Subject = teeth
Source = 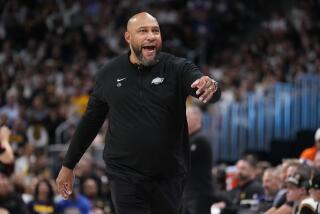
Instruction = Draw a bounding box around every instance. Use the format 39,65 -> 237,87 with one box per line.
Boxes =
143,46 -> 155,49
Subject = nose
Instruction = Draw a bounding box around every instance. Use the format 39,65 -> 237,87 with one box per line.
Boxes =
146,31 -> 156,41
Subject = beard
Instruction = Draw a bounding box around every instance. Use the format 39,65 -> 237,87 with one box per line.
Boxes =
238,174 -> 250,183
131,43 -> 161,66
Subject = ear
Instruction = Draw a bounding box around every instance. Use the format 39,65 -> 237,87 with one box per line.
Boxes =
124,31 -> 130,44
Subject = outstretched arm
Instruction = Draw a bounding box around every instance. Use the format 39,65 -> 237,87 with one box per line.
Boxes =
180,59 -> 221,103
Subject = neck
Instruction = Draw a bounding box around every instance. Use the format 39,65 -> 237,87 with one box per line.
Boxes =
129,51 -> 140,64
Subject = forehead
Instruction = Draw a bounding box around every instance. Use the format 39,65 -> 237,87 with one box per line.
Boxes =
237,160 -> 250,168
128,17 -> 159,30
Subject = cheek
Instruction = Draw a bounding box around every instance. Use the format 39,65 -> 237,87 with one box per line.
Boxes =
286,190 -> 295,200
132,36 -> 143,45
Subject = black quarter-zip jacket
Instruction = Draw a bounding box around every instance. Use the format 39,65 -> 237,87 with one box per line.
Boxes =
63,52 -> 221,179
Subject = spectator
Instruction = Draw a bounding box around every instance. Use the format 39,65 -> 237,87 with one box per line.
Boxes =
266,164 -> 311,214
0,173 -> 29,214
259,167 -> 282,212
28,178 -> 56,214
81,177 -> 113,214
264,159 -> 302,214
298,170 -> 320,213
300,128 -> 320,162
0,89 -> 19,126
211,157 -> 264,213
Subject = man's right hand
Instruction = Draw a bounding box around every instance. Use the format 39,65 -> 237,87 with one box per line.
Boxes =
56,166 -> 75,200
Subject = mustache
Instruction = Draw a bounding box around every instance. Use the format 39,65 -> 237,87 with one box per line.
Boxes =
132,44 -> 161,66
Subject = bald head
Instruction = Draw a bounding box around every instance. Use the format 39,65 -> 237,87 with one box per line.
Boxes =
127,12 -> 158,32
124,12 -> 162,66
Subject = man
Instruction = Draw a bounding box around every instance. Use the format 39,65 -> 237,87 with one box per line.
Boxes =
211,157 -> 264,213
273,169 -> 310,214
182,106 -> 214,214
56,12 -> 221,214
299,170 -> 320,213
259,168 -> 282,212
264,160 -> 302,214
300,128 -> 320,161
263,164 -> 311,214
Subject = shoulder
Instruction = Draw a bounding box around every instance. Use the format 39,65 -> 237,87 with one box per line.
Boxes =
301,146 -> 317,157
300,197 -> 317,211
159,52 -> 192,67
95,54 -> 127,79
302,146 -> 317,152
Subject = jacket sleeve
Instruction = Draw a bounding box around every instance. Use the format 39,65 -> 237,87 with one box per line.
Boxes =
180,60 -> 221,103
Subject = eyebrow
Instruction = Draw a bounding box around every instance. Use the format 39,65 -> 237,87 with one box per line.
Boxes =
137,26 -> 160,30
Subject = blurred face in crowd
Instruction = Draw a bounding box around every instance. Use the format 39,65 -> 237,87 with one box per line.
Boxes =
262,170 -> 281,197
38,180 -> 51,201
125,12 -> 162,66
279,164 -> 299,186
0,174 -> 11,197
286,183 -> 307,202
83,178 -> 98,198
286,165 -> 299,179
236,160 -> 255,186
309,188 -> 320,201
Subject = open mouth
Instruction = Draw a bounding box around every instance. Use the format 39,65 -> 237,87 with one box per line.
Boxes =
142,45 -> 156,53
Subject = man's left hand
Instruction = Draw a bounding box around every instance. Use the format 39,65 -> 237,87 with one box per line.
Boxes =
191,76 -> 218,103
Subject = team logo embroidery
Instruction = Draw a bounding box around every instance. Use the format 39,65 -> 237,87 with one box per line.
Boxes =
151,77 -> 164,85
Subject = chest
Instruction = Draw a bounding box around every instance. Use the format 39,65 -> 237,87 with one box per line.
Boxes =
104,65 -> 178,110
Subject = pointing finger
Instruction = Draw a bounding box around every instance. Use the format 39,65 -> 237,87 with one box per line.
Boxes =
191,79 -> 200,88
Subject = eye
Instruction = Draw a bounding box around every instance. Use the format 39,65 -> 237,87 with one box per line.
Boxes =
153,29 -> 160,34
138,29 -> 148,33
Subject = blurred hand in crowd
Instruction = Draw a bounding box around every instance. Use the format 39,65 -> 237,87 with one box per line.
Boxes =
0,126 -> 14,164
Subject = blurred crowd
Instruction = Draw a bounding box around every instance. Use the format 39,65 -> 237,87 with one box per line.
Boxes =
0,0 -> 320,214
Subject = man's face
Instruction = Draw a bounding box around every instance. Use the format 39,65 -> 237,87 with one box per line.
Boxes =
309,188 -> 320,201
125,14 -> 162,66
286,183 -> 305,202
236,160 -> 254,186
262,171 -> 280,197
